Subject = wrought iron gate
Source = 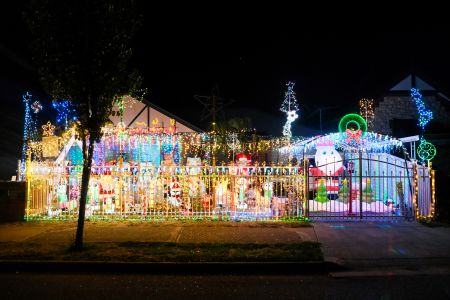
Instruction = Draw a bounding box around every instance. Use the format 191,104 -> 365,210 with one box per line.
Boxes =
306,152 -> 434,221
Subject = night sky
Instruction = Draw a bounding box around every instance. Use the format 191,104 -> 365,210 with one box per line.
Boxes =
1,3 -> 450,179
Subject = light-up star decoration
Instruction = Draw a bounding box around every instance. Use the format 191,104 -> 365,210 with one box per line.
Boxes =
280,81 -> 299,138
42,121 -> 56,136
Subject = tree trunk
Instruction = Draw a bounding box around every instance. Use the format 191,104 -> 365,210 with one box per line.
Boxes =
74,134 -> 95,250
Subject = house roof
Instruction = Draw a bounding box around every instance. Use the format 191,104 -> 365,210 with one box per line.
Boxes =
140,98 -> 203,133
390,74 -> 436,91
55,136 -> 83,164
109,96 -> 204,133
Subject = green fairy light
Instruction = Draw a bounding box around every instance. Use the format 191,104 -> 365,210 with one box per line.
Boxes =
418,139 -> 436,161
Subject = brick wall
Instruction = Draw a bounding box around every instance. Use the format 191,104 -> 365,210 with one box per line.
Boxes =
0,181 -> 26,222
373,95 -> 450,135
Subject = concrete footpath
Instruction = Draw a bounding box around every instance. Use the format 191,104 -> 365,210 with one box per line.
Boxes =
0,221 -> 449,275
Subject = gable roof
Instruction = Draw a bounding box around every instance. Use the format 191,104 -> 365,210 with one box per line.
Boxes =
55,136 -> 83,164
141,99 -> 203,132
390,74 -> 436,91
109,96 -> 203,133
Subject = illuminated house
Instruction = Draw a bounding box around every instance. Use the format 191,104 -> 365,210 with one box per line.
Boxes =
53,96 -> 203,168
22,93 -> 436,221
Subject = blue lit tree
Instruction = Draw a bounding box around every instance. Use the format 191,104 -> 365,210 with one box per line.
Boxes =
20,92 -> 42,174
410,88 -> 433,132
410,88 -> 436,162
52,99 -> 77,129
21,92 -> 33,163
20,92 -> 43,180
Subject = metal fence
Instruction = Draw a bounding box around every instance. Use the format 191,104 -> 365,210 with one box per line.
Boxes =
25,165 -> 305,221
25,156 -> 435,221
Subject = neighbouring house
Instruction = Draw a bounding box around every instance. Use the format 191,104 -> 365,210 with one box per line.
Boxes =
372,74 -> 450,137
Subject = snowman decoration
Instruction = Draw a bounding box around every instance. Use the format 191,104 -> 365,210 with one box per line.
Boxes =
310,141 -> 344,200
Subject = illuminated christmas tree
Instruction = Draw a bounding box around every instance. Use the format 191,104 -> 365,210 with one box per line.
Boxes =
315,179 -> 328,203
338,178 -> 349,203
362,178 -> 374,203
280,82 -> 299,138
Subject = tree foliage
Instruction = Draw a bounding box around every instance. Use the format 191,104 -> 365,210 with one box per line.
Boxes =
26,0 -> 143,141
26,0 -> 143,249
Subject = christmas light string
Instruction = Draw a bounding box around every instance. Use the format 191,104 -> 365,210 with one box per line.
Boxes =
410,88 -> 433,131
359,98 -> 374,130
280,82 -> 299,138
52,99 -> 77,129
410,88 -> 436,162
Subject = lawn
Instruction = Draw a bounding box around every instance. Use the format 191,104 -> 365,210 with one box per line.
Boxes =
0,241 -> 322,262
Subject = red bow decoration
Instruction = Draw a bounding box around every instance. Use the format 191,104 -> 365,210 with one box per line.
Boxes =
346,129 -> 362,143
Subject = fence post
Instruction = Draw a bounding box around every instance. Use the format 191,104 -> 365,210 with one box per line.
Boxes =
430,162 -> 436,219
119,154 -> 123,217
359,151 -> 363,220
303,159 -> 309,218
412,162 -> 419,220
25,146 -> 31,221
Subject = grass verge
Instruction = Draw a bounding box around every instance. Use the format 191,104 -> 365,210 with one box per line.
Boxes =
0,241 -> 322,262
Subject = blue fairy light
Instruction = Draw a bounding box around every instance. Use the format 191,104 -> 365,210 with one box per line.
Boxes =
52,99 -> 77,128
411,88 -> 436,162
410,88 -> 433,132
21,92 -> 33,161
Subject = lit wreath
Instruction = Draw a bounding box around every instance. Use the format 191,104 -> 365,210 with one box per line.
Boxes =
338,113 -> 367,143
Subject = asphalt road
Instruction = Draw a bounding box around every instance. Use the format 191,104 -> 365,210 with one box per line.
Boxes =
1,272 -> 449,300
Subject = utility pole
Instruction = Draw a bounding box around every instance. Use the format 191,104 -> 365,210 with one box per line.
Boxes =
195,85 -> 234,166
319,108 -> 322,135
317,106 -> 339,135
195,84 -> 232,131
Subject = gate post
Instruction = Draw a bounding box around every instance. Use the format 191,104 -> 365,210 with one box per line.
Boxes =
303,159 -> 309,218
359,151 -> 363,220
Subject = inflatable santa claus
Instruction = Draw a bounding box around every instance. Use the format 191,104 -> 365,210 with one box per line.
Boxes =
309,141 -> 344,199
